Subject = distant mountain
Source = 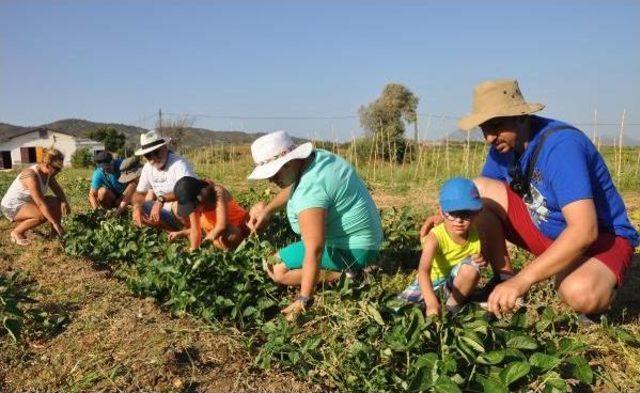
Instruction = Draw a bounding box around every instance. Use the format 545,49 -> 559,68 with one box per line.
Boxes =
0,118 -> 278,148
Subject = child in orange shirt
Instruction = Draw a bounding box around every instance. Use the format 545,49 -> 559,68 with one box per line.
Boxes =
169,176 -> 249,251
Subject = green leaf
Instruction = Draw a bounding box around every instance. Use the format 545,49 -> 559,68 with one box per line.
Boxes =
506,335 -> 538,350
432,376 -> 461,393
366,304 -> 385,326
477,350 -> 506,365
500,361 -> 530,386
566,356 -> 593,384
529,353 -> 561,372
479,376 -> 509,393
460,331 -> 485,353
541,371 -> 567,393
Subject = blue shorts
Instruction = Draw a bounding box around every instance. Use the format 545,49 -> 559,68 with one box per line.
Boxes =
142,201 -> 182,230
398,257 -> 479,303
278,241 -> 379,272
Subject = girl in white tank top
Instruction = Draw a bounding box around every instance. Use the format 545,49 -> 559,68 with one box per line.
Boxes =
1,165 -> 51,221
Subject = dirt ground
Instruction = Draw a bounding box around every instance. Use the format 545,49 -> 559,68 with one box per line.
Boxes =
0,221 -> 314,393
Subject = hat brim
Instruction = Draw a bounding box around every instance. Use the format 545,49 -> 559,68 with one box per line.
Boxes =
135,140 -> 168,156
458,103 -> 545,131
118,168 -> 142,183
441,199 -> 483,213
247,142 -> 314,180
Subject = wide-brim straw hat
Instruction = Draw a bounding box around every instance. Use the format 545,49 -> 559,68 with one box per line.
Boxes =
135,129 -> 168,156
247,131 -> 314,180
458,79 -> 545,131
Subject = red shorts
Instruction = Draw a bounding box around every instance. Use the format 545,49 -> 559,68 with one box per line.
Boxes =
503,184 -> 633,285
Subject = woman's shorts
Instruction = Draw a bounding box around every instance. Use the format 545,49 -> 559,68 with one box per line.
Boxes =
1,204 -> 21,222
503,183 -> 634,285
278,241 -> 379,271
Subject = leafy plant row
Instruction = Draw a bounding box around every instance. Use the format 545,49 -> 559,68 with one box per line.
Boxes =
62,196 -> 599,392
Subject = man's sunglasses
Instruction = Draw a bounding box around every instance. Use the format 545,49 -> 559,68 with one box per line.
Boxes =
508,159 -> 533,203
444,210 -> 477,221
143,150 -> 160,160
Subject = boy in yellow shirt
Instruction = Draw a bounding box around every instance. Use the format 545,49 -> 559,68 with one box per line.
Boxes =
399,177 -> 487,317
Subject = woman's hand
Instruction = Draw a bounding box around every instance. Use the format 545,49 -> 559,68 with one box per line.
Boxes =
420,214 -> 443,238
53,222 -> 65,237
247,201 -> 270,232
282,299 -> 307,322
60,201 -> 71,216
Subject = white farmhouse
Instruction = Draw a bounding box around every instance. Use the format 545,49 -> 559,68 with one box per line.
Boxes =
0,128 -> 104,169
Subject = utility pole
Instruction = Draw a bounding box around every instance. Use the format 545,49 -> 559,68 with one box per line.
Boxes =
158,108 -> 163,131
414,115 -> 419,143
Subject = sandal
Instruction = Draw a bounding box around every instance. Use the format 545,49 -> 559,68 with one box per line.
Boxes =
10,231 -> 30,246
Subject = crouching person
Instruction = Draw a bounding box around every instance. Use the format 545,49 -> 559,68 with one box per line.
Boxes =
399,178 -> 488,317
169,176 -> 250,251
131,130 -> 196,231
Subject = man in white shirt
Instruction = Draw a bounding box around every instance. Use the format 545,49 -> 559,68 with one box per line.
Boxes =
132,130 -> 196,230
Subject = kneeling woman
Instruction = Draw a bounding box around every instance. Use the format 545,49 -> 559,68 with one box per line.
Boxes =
247,131 -> 383,319
1,148 -> 70,244
169,176 -> 250,251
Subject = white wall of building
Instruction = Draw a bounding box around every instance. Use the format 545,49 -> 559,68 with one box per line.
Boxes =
0,130 -> 105,166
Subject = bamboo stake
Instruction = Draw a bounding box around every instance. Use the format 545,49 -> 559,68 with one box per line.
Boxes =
616,109 -> 626,183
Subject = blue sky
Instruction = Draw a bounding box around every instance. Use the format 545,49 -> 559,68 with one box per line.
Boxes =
1,1 -> 639,141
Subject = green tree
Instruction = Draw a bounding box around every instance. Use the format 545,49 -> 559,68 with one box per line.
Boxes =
358,83 -> 419,161
86,126 -> 126,153
71,147 -> 93,168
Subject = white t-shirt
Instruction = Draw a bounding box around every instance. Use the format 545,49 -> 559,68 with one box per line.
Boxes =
136,151 -> 195,196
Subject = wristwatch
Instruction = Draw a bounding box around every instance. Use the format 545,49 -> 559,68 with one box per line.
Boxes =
157,195 -> 166,204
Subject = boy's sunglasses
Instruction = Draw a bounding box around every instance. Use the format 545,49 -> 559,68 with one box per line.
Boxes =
444,210 -> 477,221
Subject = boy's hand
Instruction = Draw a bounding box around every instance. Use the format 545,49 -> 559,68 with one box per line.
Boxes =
424,298 -> 442,318
471,253 -> 488,269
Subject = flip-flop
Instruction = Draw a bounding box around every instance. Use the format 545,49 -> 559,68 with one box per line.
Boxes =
10,232 -> 30,246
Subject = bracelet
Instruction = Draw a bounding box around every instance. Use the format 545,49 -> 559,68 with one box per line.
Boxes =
295,295 -> 314,308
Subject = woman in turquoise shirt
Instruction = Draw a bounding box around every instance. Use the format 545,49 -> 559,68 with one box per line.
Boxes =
247,131 -> 383,320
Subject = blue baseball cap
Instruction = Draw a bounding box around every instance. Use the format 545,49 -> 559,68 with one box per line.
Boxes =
439,177 -> 483,213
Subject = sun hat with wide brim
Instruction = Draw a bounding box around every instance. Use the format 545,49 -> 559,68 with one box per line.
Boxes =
247,131 -> 314,180
118,156 -> 143,183
134,129 -> 168,156
458,79 -> 545,131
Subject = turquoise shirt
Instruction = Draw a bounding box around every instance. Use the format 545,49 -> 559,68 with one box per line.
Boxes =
286,149 -> 383,250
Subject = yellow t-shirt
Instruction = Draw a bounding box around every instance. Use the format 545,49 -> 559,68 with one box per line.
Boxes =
422,223 -> 481,281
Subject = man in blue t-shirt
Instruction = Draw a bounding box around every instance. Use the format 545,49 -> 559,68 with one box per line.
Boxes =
428,79 -> 638,319
89,151 -> 127,212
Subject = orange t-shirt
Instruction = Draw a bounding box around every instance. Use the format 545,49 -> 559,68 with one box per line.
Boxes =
200,198 -> 248,233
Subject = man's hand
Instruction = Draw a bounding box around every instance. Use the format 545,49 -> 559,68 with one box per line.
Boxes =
60,201 -> 71,216
248,201 -> 270,233
149,200 -> 163,223
132,206 -> 144,227
487,275 -> 531,318
420,214 -> 443,238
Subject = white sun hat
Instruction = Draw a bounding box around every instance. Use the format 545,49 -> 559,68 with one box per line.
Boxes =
134,129 -> 168,156
247,131 -> 314,180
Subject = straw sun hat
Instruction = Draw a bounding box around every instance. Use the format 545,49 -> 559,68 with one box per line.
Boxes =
247,131 -> 313,180
458,79 -> 545,131
134,130 -> 168,156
